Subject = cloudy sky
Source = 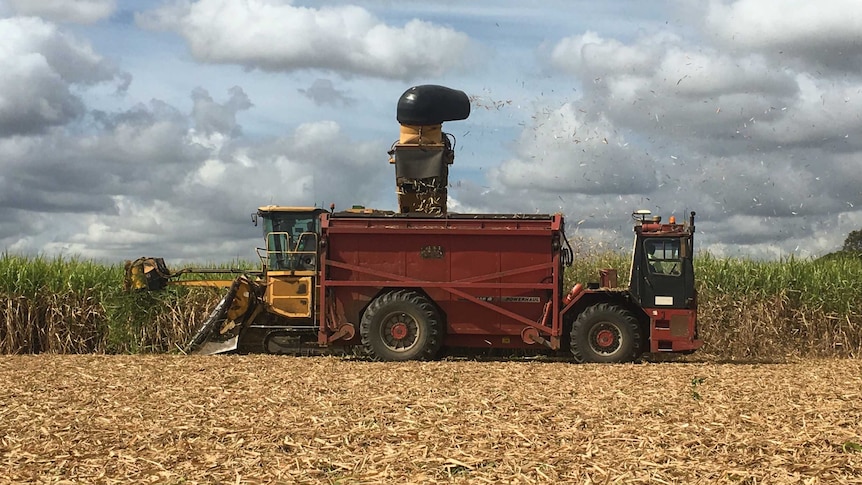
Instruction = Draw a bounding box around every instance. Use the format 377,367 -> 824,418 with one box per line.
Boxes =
1,0 -> 861,263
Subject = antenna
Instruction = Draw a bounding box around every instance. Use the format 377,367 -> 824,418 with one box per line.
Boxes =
632,209 -> 651,224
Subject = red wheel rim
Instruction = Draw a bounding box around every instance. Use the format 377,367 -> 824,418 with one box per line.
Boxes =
379,311 -> 421,353
588,322 -> 622,356
595,329 -> 615,347
390,322 -> 409,340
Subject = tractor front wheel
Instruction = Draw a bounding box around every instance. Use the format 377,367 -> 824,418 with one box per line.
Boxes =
571,303 -> 641,363
360,290 -> 443,361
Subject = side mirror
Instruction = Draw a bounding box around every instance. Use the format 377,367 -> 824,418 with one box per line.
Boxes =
251,213 -> 258,226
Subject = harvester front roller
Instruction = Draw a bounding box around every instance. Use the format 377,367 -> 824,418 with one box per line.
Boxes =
184,278 -> 242,354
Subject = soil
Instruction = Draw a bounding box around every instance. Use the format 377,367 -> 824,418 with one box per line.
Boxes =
1,355 -> 860,484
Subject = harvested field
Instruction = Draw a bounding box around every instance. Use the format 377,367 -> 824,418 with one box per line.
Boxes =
1,356 -> 861,484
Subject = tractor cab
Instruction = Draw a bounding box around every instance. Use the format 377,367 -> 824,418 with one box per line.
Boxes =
255,206 -> 327,273
629,210 -> 697,310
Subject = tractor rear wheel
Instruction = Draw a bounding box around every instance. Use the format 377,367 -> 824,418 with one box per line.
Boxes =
360,290 -> 443,361
571,303 -> 641,363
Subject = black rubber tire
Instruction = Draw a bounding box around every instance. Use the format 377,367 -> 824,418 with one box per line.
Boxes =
571,303 -> 642,363
360,290 -> 443,361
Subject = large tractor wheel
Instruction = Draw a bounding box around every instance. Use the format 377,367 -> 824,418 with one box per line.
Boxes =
571,303 -> 642,363
360,290 -> 443,361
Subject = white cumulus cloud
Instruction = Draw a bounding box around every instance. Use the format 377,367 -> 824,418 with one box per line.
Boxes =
0,16 -> 125,135
5,0 -> 116,24
137,0 -> 473,80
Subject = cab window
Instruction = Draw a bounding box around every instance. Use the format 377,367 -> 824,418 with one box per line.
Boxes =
263,213 -> 320,270
644,238 -> 681,276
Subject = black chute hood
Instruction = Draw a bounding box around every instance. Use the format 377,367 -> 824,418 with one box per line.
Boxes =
396,85 -> 470,125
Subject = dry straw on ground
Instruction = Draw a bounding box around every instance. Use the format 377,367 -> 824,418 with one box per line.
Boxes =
1,355 -> 861,484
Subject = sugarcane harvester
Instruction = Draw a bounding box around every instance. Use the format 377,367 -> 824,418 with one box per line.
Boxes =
125,85 -> 702,362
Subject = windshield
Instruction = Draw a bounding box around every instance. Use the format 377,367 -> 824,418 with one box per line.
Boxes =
266,215 -> 317,242
262,212 -> 320,271
644,238 -> 682,276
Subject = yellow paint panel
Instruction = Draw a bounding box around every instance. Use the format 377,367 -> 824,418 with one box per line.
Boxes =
227,279 -> 252,321
267,275 -> 313,318
170,280 -> 236,288
258,205 -> 320,213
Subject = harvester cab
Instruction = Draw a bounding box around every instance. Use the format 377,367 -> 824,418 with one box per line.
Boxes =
251,206 -> 327,327
254,206 -> 326,273
629,210 -> 697,311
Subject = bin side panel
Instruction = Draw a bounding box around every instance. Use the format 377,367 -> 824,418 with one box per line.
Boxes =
325,216 -> 559,347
